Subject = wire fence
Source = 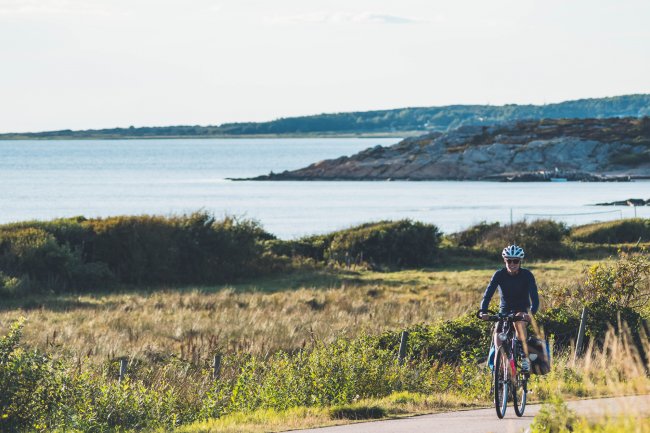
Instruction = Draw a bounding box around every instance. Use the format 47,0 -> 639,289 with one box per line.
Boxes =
523,210 -> 623,219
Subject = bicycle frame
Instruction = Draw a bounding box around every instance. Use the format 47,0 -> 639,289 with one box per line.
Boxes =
481,311 -> 528,418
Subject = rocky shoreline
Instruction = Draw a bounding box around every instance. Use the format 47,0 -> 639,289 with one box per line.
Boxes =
240,118 -> 650,182
595,198 -> 650,206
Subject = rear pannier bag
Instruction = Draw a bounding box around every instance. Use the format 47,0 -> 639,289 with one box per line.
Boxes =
527,338 -> 551,375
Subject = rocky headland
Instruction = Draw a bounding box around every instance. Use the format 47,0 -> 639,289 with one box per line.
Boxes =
595,198 -> 650,206
247,117 -> 650,181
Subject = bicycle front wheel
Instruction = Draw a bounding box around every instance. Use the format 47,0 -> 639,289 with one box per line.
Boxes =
493,346 -> 509,419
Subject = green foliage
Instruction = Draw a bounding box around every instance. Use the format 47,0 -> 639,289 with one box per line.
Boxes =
537,298 -> 644,347
5,95 -> 650,138
536,307 -> 581,344
452,221 -> 500,247
266,234 -> 332,262
0,319 -> 204,432
451,219 -> 571,259
327,220 -> 441,268
570,219 -> 650,244
0,212 -> 278,294
378,314 -> 492,363
0,318 -> 73,432
530,395 -> 577,433
581,251 -> 650,308
269,220 -> 441,269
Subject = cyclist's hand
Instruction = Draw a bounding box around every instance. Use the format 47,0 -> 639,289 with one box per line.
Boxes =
516,312 -> 531,322
479,312 -> 489,321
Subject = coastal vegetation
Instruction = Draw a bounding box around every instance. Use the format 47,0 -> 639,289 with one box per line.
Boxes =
1,213 -> 649,432
1,94 -> 648,139
2,213 -> 649,298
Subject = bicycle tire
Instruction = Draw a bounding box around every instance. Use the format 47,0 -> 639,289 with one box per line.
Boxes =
513,371 -> 527,416
512,341 -> 527,417
494,346 -> 508,419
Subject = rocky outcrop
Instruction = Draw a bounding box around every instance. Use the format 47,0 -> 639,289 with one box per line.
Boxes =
246,118 -> 650,181
595,198 -> 650,206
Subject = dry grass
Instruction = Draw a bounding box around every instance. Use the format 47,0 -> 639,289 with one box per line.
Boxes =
0,259 -> 597,365
533,323 -> 650,400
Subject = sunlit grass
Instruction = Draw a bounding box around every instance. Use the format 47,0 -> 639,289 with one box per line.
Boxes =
0,260 -> 598,365
172,391 -> 475,433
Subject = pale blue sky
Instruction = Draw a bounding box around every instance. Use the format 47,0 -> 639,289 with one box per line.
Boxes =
1,0 -> 649,132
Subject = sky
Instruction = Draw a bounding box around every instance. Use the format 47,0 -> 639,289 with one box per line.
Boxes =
1,0 -> 649,133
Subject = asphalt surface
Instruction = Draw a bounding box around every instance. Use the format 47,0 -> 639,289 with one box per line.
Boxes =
294,395 -> 650,433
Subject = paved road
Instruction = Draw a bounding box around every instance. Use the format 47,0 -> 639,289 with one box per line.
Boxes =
295,395 -> 650,433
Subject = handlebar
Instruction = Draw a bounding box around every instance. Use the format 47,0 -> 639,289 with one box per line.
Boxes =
476,310 -> 528,322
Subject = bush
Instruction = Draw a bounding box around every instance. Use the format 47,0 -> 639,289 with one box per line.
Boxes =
0,212 -> 279,293
0,319 -> 203,432
452,219 -> 570,259
581,251 -> 650,308
0,319 -> 74,432
570,218 -> 650,244
529,395 -> 577,433
0,227 -> 84,292
327,220 -> 442,268
378,314 -> 492,363
451,221 -> 500,247
267,234 -> 332,262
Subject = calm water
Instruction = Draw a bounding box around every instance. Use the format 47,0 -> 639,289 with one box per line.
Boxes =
1,138 -> 648,239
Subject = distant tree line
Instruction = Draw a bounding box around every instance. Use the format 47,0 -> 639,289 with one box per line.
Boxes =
2,94 -> 650,139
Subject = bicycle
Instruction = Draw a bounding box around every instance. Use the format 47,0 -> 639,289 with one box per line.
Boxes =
479,311 -> 529,419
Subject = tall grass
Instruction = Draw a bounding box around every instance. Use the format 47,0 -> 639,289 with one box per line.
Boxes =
0,260 -> 592,364
533,324 -> 650,400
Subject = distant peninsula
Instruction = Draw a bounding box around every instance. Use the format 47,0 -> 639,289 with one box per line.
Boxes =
2,94 -> 650,140
244,117 -> 650,181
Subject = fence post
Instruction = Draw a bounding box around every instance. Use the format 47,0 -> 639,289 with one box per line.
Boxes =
118,358 -> 128,383
398,331 -> 409,365
212,354 -> 222,380
574,306 -> 588,359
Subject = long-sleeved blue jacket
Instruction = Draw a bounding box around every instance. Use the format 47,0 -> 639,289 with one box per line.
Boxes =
480,268 -> 539,314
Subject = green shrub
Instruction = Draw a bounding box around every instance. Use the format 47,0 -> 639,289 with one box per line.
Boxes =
581,251 -> 650,308
85,213 -> 274,285
0,319 -> 204,432
378,314 -> 492,364
0,227 -> 85,292
0,212 -> 280,293
530,395 -> 577,433
452,219 -> 570,259
327,220 -> 441,268
451,221 -> 500,247
267,234 -> 332,262
570,218 -> 650,244
0,319 -> 73,432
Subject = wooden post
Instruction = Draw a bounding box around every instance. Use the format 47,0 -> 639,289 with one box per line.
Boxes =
212,354 -> 222,380
574,307 -> 588,359
118,358 -> 128,383
398,331 -> 409,365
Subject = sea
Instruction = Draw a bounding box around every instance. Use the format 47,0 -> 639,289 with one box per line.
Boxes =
1,137 -> 648,239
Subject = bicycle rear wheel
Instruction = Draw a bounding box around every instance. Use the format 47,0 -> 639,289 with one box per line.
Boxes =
513,371 -> 527,417
493,346 -> 509,418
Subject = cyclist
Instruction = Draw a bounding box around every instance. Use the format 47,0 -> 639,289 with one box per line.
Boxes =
479,244 -> 539,372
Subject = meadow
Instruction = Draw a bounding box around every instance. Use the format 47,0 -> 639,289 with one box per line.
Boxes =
1,215 -> 649,432
0,260 -> 593,364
